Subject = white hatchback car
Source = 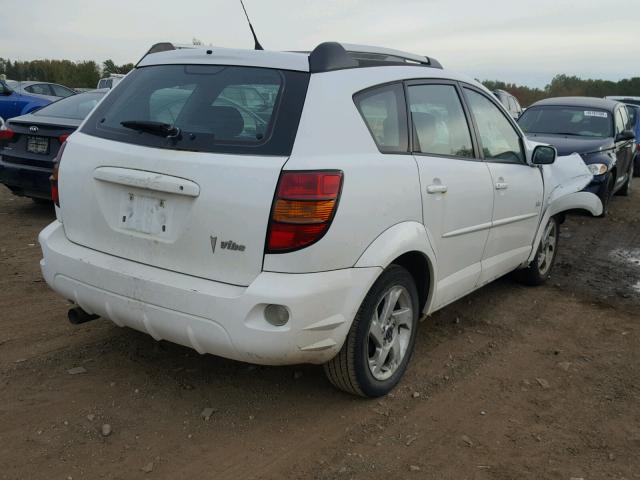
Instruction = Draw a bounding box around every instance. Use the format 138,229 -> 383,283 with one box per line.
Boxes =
39,42 -> 602,397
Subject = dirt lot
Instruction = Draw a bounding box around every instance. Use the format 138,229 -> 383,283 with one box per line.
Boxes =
0,185 -> 638,480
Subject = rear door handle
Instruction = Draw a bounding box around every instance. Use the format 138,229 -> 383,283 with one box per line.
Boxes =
426,184 -> 448,194
495,182 -> 509,190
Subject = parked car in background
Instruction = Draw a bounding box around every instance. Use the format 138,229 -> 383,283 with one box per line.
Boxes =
605,97 -> 640,177
39,42 -> 602,397
518,97 -> 635,214
625,105 -> 640,176
7,80 -> 76,99
605,95 -> 640,108
493,89 -> 523,120
0,90 -> 106,201
0,79 -> 76,121
97,74 -> 125,89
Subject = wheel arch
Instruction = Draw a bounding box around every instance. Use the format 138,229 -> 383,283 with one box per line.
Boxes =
525,191 -> 603,265
354,221 -> 436,314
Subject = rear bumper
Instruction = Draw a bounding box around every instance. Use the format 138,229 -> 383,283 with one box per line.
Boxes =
39,221 -> 380,365
0,156 -> 51,199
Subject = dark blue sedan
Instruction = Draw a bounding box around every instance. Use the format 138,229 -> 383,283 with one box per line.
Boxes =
518,97 -> 636,216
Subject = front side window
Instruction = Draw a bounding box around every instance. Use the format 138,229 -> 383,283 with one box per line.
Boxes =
354,83 -> 408,153
464,88 -> 524,163
627,106 -> 637,126
82,64 -> 310,156
407,84 -> 474,158
518,105 -> 613,138
615,110 -> 626,135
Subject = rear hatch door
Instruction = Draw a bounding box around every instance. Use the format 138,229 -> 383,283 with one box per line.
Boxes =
59,63 -> 308,286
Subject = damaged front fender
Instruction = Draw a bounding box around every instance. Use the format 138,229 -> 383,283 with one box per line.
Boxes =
526,152 -> 603,265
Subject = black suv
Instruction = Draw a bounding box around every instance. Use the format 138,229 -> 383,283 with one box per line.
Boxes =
518,96 -> 636,214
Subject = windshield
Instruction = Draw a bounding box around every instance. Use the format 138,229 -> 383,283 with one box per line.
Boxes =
82,64 -> 310,156
518,106 -> 613,138
34,92 -> 105,120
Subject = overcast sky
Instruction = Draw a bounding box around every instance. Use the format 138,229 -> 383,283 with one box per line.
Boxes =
1,0 -> 637,88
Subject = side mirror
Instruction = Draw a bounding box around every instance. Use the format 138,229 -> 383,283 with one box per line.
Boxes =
532,145 -> 556,165
615,129 -> 635,142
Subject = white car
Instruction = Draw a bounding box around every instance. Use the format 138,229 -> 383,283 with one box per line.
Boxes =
96,74 -> 125,89
39,42 -> 602,397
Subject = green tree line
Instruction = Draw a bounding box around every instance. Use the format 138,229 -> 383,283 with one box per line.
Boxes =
482,74 -> 640,107
0,58 -> 134,89
1,56 -> 638,101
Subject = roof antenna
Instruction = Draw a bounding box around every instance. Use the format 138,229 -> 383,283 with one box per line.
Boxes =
239,0 -> 263,50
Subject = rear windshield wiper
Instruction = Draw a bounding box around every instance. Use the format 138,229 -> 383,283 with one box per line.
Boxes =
121,120 -> 180,138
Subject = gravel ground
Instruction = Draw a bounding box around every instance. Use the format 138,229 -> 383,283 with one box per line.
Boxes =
0,184 -> 638,480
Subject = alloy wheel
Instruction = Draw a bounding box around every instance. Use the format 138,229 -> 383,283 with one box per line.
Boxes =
537,219 -> 558,276
367,285 -> 414,381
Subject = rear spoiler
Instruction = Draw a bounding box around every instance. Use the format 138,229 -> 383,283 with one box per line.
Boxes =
136,42 -> 198,67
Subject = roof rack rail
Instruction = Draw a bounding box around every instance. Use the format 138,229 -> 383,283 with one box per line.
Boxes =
308,42 -> 443,73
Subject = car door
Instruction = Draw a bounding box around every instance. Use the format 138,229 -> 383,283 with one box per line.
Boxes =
406,81 -> 494,309
0,81 -> 21,119
462,86 -> 543,286
614,107 -> 633,185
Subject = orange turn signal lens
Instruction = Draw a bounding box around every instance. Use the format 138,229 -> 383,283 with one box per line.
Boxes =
273,199 -> 336,224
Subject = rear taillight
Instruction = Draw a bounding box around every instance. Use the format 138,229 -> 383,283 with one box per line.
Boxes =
0,128 -> 14,140
51,141 -> 68,206
266,171 -> 343,253
636,143 -> 640,152
59,133 -> 70,144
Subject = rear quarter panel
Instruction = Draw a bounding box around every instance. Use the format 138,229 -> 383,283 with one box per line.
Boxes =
262,68 -> 425,273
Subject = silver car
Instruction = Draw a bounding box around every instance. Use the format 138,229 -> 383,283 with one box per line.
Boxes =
5,80 -> 76,102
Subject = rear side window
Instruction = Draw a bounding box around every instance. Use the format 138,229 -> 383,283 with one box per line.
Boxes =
407,84 -> 474,158
464,88 -> 524,164
51,84 -> 75,98
82,65 -> 310,156
354,83 -> 408,153
25,84 -> 52,96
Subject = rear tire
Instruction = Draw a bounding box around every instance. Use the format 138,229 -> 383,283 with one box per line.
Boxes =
515,216 -> 559,286
324,264 -> 419,397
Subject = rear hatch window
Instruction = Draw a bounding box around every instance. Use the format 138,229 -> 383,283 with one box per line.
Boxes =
82,65 -> 309,156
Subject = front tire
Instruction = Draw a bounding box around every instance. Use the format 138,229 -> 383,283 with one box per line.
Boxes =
515,216 -> 559,286
618,162 -> 633,196
598,173 -> 615,217
324,265 -> 419,397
